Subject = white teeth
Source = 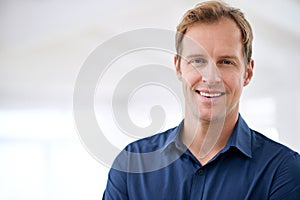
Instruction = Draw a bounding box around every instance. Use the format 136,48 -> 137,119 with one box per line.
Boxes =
199,91 -> 222,98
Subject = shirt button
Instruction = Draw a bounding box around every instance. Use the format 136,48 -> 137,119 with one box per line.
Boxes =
198,169 -> 204,175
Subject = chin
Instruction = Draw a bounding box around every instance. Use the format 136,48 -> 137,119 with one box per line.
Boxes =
196,109 -> 227,123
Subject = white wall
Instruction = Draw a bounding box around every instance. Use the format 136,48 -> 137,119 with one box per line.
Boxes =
1,0 -> 300,199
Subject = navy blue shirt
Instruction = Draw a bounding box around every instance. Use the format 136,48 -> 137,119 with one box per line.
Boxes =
103,115 -> 300,199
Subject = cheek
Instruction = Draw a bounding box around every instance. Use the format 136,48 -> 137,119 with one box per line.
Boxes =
222,74 -> 244,92
181,70 -> 202,87
221,68 -> 244,82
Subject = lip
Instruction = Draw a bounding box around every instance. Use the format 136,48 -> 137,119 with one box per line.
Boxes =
194,89 -> 225,101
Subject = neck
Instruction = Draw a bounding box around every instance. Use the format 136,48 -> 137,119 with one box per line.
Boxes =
181,112 -> 238,165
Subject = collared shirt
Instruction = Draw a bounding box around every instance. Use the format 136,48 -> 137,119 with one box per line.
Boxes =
103,115 -> 300,200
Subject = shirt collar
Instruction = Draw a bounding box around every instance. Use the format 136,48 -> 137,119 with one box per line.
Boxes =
161,120 -> 186,153
161,115 -> 252,158
224,114 -> 253,158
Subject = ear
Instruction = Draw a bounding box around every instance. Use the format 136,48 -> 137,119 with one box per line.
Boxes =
244,59 -> 254,86
174,55 -> 182,80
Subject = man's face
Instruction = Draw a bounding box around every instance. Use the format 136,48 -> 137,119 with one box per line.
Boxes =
175,17 -> 253,122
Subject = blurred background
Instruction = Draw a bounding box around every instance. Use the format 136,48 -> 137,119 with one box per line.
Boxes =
1,0 -> 300,199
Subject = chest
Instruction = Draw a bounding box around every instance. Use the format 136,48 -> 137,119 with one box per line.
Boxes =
127,155 -> 274,200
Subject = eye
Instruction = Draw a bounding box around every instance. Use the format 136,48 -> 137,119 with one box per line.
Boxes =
189,58 -> 207,66
191,59 -> 204,64
220,60 -> 234,65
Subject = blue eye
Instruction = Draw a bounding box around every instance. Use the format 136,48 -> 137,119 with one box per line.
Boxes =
190,58 -> 207,65
221,60 -> 233,65
192,59 -> 204,63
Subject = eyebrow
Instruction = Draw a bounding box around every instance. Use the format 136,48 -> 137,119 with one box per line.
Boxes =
183,54 -> 208,60
182,54 -> 240,62
219,55 -> 239,60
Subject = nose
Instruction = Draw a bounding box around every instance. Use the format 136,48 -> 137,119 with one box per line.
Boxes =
201,62 -> 221,84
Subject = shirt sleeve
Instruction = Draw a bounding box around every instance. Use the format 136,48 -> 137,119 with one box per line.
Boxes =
102,148 -> 130,200
102,168 -> 128,200
269,152 -> 300,200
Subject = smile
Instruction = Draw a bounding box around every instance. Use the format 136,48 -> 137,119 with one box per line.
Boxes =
196,91 -> 225,98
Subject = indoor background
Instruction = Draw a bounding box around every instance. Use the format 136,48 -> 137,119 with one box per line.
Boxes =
1,0 -> 300,199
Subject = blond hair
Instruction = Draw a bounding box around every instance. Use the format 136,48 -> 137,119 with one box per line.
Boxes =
176,1 -> 253,64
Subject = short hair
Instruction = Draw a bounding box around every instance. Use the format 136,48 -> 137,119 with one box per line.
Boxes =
175,0 -> 253,64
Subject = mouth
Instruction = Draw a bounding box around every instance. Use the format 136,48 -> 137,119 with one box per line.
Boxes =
195,90 -> 225,98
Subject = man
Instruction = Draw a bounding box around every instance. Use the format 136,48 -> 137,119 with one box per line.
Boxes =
103,1 -> 300,199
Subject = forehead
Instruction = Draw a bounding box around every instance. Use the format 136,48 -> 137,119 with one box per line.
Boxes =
181,17 -> 243,57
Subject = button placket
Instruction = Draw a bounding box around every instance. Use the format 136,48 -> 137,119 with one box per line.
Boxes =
198,169 -> 204,176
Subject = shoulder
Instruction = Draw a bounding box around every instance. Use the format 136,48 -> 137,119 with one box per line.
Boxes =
111,124 -> 181,173
124,125 -> 178,153
250,129 -> 300,173
249,130 -> 300,198
251,129 -> 299,157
